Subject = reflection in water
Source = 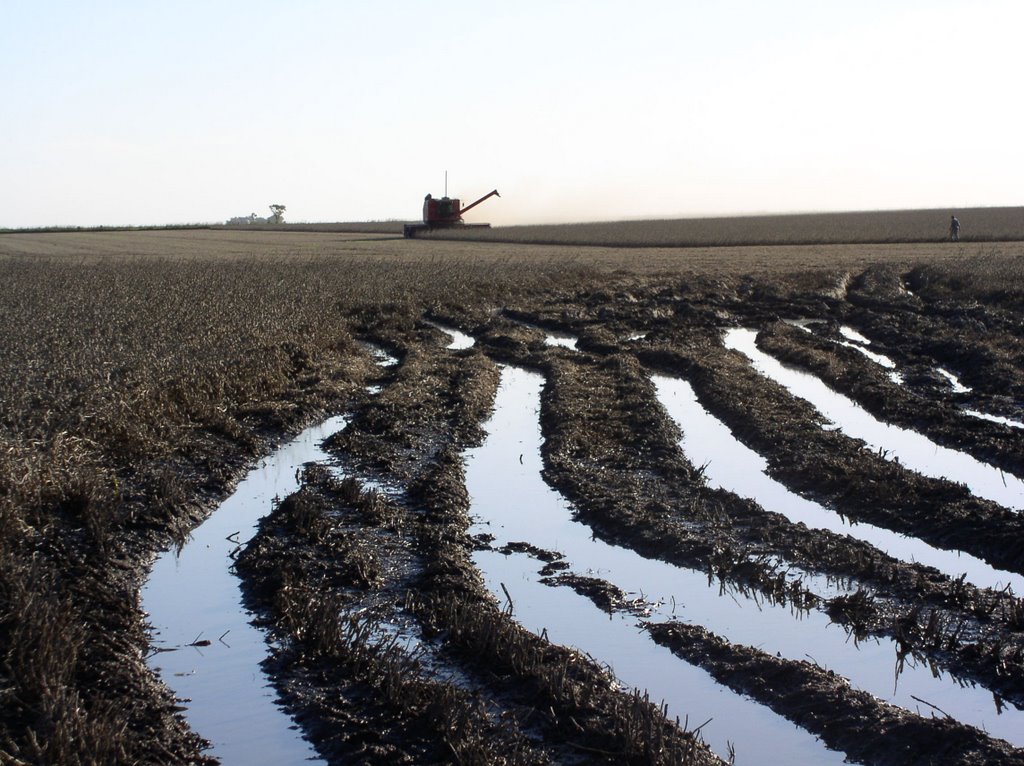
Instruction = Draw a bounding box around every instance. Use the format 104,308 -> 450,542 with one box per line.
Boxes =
506,317 -> 579,350
361,341 -> 399,367
937,367 -> 972,393
803,323 -> 1020,432
965,409 -> 1024,430
653,375 -> 1024,594
838,341 -> 902,384
724,328 -> 1024,511
474,549 -> 841,766
465,366 -> 1024,757
466,367 -> 844,764
839,326 -> 872,345
143,417 -> 348,765
785,320 -> 902,381
424,319 -> 476,350
545,333 -> 578,350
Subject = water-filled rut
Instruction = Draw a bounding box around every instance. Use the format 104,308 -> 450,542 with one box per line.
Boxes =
724,328 -> 1024,510
652,373 -> 1024,594
467,365 -> 843,764
143,417 -> 347,763
466,365 -> 1024,761
139,319 -> 1022,763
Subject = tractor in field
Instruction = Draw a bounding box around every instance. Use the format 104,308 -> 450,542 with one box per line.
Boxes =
403,188 -> 499,238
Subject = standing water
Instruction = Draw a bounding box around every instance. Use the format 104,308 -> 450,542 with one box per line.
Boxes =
723,328 -> 1024,510
466,365 -> 846,764
787,320 -> 901,380
965,410 -> 1024,430
835,323 -> 1019,423
424,319 -> 476,350
143,416 -> 347,764
652,374 -> 1024,594
465,366 -> 1024,753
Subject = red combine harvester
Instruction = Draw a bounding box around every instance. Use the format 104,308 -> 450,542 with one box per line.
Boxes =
403,188 -> 500,238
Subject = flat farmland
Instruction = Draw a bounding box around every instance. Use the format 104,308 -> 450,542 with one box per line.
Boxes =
1,220 -> 1023,765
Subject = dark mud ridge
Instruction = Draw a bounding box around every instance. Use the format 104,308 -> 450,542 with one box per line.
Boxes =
647,622 -> 1024,766
233,330 -> 720,764
21,265 -> 1018,764
225,282 -> 1024,764
1,332 -> 377,765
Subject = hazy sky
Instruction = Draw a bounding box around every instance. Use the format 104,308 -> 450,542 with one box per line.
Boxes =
3,1 -> 1021,228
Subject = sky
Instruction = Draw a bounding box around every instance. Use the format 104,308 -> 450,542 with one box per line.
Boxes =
2,1 -> 1022,228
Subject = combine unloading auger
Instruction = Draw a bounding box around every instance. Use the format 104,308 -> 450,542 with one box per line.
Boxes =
403,188 -> 500,238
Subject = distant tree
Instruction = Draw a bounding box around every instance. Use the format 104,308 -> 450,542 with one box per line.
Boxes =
269,204 -> 286,224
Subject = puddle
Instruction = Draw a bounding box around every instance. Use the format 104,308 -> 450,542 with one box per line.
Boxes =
965,410 -> 1024,430
545,333 -> 578,350
466,367 -> 844,763
507,318 -> 579,350
465,366 -> 1024,759
724,329 -> 1024,511
794,322 -> 1024,431
788,320 -> 902,382
361,341 -> 399,367
423,319 -> 476,350
803,323 -> 1021,429
937,368 -> 972,394
840,341 -> 903,384
839,326 -> 872,345
839,340 -> 900,372
143,416 -> 348,764
652,374 -> 1024,594
475,549 -> 841,765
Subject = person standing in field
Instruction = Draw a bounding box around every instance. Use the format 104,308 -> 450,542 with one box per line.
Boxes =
949,215 -> 961,242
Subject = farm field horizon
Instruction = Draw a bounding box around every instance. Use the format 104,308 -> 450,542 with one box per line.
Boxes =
2,224 -> 1024,765
5,204 -> 1024,248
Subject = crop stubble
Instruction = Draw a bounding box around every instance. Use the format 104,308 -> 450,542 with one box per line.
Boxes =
0,225 -> 1022,764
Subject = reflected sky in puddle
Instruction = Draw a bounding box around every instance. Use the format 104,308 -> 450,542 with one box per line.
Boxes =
839,341 -> 902,383
839,326 -> 872,345
475,548 -> 839,766
823,323 -> 1015,427
844,339 -> 898,369
465,366 -> 1024,757
786,320 -> 901,382
507,318 -> 579,350
143,416 -> 348,765
937,367 -> 972,394
545,333 -> 578,350
424,319 -> 476,350
724,328 -> 1024,511
652,374 -> 1024,594
466,367 -> 844,764
361,340 -> 399,367
966,409 -> 1024,430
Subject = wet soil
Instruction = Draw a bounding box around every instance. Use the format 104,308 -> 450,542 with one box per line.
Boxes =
1,344 -> 374,765
756,318 -> 1024,479
553,340 -> 1023,698
226,273 -> 1023,762
234,322 -> 721,764
647,621 -> 1024,766
226,281 -> 1024,762
7,238 -> 1024,764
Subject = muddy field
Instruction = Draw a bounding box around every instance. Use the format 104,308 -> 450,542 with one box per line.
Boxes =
1,227 -> 1023,764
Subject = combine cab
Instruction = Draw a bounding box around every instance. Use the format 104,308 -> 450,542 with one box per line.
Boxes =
403,188 -> 499,238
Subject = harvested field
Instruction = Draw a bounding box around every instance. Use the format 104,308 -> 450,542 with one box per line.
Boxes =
422,205 -> 1024,247
1,222 -> 1023,764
